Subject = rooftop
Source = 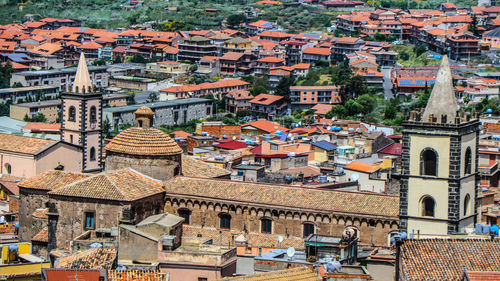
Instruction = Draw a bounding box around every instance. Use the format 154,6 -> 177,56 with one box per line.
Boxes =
182,155 -> 231,178
250,93 -> 283,105
0,133 -> 56,155
103,98 -> 210,113
400,239 -> 500,281
164,177 -> 399,218
343,161 -> 380,173
217,267 -> 320,280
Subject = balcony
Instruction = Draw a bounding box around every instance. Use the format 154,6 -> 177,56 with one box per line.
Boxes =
479,162 -> 499,176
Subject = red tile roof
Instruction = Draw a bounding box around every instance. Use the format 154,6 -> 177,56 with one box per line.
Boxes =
401,239 -> 500,281
105,127 -> 183,156
303,47 -> 330,56
311,104 -> 334,115
164,177 -> 399,218
32,228 -> 48,242
241,119 -> 288,134
22,122 -> 61,132
182,155 -> 231,178
0,133 -> 56,155
465,271 -> 500,281
257,56 -> 284,63
78,41 -> 103,50
19,171 -> 90,191
378,143 -> 402,156
173,130 -> 192,139
344,161 -> 380,173
221,51 -> 245,61
214,140 -> 249,150
48,168 -> 165,202
249,93 -> 284,105
58,248 -> 117,269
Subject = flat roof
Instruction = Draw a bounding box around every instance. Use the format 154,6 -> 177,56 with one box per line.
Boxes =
13,66 -> 107,77
104,98 -> 211,113
0,85 -> 58,93
110,75 -> 156,82
13,99 -> 61,108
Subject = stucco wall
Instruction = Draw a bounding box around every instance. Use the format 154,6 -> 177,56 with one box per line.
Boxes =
36,144 -> 82,174
105,153 -> 180,181
118,227 -> 158,263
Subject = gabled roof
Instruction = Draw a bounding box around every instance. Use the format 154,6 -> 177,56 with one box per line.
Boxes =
249,93 -> 284,105
0,133 -> 57,155
78,41 -> 103,50
241,119 -> 288,134
302,47 -> 330,56
311,140 -> 337,151
48,168 -> 164,202
378,143 -> 402,156
401,239 -> 500,281
257,56 -> 284,63
164,177 -> 399,218
220,51 -> 245,61
343,161 -> 380,173
311,103 -> 333,115
58,248 -> 117,270
19,171 -> 90,191
218,267 -> 320,280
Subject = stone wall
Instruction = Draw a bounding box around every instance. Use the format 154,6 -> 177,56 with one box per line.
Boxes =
118,226 -> 158,263
19,188 -> 50,243
106,153 -> 181,181
164,197 -> 399,247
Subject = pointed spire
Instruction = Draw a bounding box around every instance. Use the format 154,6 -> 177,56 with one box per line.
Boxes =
422,55 -> 459,124
72,52 -> 93,94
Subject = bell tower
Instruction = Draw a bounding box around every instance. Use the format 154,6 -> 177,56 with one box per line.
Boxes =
60,53 -> 103,172
399,56 -> 479,235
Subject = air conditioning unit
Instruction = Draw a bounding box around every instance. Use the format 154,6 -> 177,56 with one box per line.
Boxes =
161,235 -> 177,248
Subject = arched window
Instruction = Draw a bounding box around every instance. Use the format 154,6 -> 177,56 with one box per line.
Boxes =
219,213 -> 231,229
68,106 -> 76,122
464,194 -> 471,216
4,163 -> 11,175
303,222 -> 315,238
178,208 -> 191,224
90,106 -> 97,123
420,148 -> 438,176
261,217 -> 272,234
465,147 -> 472,175
420,196 -> 436,217
90,147 -> 96,161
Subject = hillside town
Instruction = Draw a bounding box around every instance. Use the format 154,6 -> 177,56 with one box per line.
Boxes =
0,0 -> 498,280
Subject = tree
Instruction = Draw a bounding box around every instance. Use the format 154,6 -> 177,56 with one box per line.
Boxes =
130,54 -> 147,63
227,14 -> 246,28
113,56 -> 122,64
23,113 -> 47,122
0,61 -> 13,88
102,116 -> 112,138
468,15 -> 480,37
339,75 -> 367,103
330,64 -> 352,86
250,77 -> 270,96
414,44 -> 427,57
357,94 -> 377,114
92,58 -> 106,66
0,103 -> 9,116
274,74 -> 296,102
146,92 -> 158,103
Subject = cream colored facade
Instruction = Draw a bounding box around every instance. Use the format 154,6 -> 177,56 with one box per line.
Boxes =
146,62 -> 189,75
10,103 -> 60,122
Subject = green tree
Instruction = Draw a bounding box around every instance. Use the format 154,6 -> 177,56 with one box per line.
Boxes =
468,15 -> 480,37
0,61 -> 13,88
414,44 -> 427,57
357,94 -> 377,114
92,58 -> 106,66
0,103 -> 9,116
227,14 -> 246,28
130,54 -> 147,63
339,75 -> 367,103
102,116 -> 112,138
274,74 -> 296,102
113,56 -> 122,64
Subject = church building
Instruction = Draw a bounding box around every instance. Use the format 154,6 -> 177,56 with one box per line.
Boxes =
399,56 -> 480,235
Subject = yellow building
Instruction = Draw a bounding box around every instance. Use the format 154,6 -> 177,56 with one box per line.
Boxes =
10,100 -> 61,122
223,37 -> 252,53
311,140 -> 337,163
145,61 -> 189,75
400,56 -> 479,236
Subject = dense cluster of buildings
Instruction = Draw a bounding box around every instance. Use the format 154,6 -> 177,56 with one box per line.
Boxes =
0,1 -> 499,281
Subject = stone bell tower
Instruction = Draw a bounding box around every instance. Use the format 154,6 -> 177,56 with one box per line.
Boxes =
399,56 -> 480,235
60,53 -> 103,172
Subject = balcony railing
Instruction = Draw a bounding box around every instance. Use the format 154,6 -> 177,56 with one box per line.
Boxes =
479,162 -> 499,176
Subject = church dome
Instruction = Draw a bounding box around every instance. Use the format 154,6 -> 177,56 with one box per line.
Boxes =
105,127 -> 183,156
135,106 -> 154,116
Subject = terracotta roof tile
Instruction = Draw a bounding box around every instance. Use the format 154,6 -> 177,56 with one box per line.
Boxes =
58,248 -> 117,269
378,143 -> 402,156
18,171 -> 90,191
78,41 -> 103,50
173,130 -> 192,139
32,228 -> 48,243
105,127 -> 182,156
48,168 -> 164,202
465,271 -> 500,281
343,161 -> 380,173
0,175 -> 21,195
214,140 -> 249,150
303,47 -> 330,56
220,51 -> 245,61
165,177 -> 399,218
217,267 -> 320,280
182,155 -> 231,178
249,93 -> 283,105
311,104 -> 334,115
257,56 -> 284,63
401,239 -> 500,281
0,133 -> 56,155
22,122 -> 61,132
241,119 -> 288,134
108,270 -> 169,281
32,208 -> 49,219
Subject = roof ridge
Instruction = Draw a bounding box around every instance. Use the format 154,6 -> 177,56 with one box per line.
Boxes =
104,170 -> 130,201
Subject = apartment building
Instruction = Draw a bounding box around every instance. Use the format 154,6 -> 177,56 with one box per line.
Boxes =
178,36 -> 218,62
290,85 -> 341,110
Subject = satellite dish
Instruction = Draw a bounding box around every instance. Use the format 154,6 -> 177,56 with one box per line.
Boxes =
233,136 -> 236,140
286,247 -> 295,258
350,173 -> 359,181
277,236 -> 283,243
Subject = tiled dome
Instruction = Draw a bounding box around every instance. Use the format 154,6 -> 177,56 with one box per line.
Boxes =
135,106 -> 154,116
105,127 -> 183,156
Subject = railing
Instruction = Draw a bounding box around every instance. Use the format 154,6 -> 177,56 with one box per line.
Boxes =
479,162 -> 499,175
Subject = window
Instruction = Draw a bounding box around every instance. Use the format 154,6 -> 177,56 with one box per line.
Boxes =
303,222 -> 315,237
90,147 -> 96,161
420,148 -> 438,176
420,196 -> 435,217
198,278 -> 208,281
261,218 -> 272,234
4,163 -> 11,175
464,194 -> 471,216
219,213 -> 231,229
465,147 -> 472,175
178,209 -> 191,224
68,106 -> 76,122
90,106 -> 97,123
70,135 -> 74,144
84,211 -> 95,229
